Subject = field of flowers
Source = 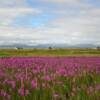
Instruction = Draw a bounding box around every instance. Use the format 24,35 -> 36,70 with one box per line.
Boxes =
0,57 -> 100,100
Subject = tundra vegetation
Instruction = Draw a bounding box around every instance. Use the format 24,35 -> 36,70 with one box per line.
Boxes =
0,56 -> 100,100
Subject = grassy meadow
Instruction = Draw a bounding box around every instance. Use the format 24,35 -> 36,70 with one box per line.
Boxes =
0,48 -> 100,57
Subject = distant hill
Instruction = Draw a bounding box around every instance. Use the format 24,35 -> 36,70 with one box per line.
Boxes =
0,43 -> 98,49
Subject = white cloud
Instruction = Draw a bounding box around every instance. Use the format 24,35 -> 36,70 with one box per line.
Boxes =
0,7 -> 42,26
40,0 -> 80,4
0,0 -> 100,45
0,0 -> 26,7
47,5 -> 100,43
0,8 -> 41,15
0,24 -> 100,45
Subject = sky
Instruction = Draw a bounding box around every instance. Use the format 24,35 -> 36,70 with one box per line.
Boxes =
0,0 -> 100,45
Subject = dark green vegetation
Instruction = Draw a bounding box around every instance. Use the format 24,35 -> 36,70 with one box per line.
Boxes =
0,48 -> 100,57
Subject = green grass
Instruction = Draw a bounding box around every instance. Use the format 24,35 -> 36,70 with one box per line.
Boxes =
0,48 -> 100,57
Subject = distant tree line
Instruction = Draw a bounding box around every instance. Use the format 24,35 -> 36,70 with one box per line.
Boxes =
97,46 -> 100,50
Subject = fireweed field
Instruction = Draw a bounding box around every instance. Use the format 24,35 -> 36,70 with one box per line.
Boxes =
0,57 -> 100,100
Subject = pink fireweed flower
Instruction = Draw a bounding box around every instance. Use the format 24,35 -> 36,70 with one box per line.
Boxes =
9,81 -> 16,89
32,66 -> 41,74
25,67 -> 28,80
42,83 -> 45,88
95,84 -> 100,91
87,86 -> 94,94
43,75 -> 51,81
31,80 -> 37,89
3,79 -> 16,89
21,77 -> 24,88
53,93 -> 60,98
18,88 -> 29,96
0,90 -> 7,97
0,89 -> 10,99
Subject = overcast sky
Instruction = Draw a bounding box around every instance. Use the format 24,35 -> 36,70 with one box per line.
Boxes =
0,0 -> 100,45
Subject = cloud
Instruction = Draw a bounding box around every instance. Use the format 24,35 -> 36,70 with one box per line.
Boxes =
40,0 -> 80,4
44,4 -> 100,44
0,23 -> 100,45
0,7 -> 41,16
0,0 -> 26,7
0,7 -> 42,26
0,0 -> 100,45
